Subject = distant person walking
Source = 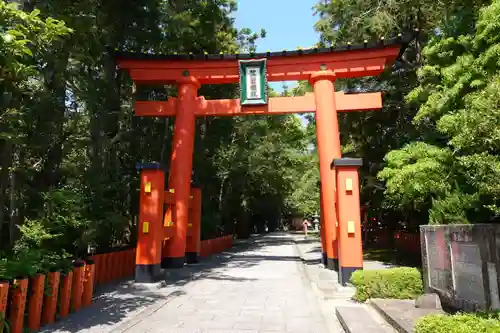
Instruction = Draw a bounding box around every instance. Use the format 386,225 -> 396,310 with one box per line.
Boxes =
302,218 -> 310,239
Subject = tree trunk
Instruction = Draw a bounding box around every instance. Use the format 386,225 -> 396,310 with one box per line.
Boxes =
160,117 -> 172,165
0,141 -> 13,248
32,51 -> 69,194
8,146 -> 24,246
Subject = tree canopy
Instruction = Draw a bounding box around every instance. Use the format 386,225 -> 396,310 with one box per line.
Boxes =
314,0 -> 498,228
0,0 -> 313,277
380,0 -> 500,224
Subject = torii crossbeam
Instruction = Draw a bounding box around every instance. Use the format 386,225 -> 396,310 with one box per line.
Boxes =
134,92 -> 382,117
116,33 -> 411,284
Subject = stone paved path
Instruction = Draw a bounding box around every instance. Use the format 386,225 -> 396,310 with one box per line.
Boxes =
43,233 -> 337,333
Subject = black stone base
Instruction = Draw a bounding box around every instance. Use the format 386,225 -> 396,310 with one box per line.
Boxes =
326,258 -> 339,271
161,257 -> 185,269
339,266 -> 362,286
321,252 -> 327,266
135,263 -> 161,283
185,252 -> 199,264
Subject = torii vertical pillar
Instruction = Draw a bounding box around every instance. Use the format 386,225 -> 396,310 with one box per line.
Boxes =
310,71 -> 341,270
186,187 -> 202,263
333,158 -> 364,285
135,163 -> 164,282
319,182 -> 327,266
162,76 -> 200,268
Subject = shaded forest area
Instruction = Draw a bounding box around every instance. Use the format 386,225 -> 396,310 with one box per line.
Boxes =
0,0 -> 317,276
1,0 -> 500,276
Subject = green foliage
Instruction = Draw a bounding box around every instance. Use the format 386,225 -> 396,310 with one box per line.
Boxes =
378,142 -> 454,209
428,191 -> 479,224
350,267 -> 423,302
0,248 -> 71,280
379,0 -> 500,224
0,1 -> 71,82
15,188 -> 91,256
416,313 -> 500,333
288,154 -> 320,217
0,312 -> 10,333
0,0 -> 316,268
314,0 -> 488,46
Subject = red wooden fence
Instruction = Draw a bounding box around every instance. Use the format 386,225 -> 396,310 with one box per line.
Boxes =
200,235 -> 233,257
367,230 -> 421,254
393,231 -> 421,253
0,235 -> 234,333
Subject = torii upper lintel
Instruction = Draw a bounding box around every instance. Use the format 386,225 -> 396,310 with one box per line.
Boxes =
116,34 -> 412,84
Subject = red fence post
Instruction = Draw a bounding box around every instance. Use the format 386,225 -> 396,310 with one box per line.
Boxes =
130,249 -> 136,276
120,250 -> 127,278
104,253 -> 113,283
107,252 -> 115,282
207,239 -> 213,256
114,251 -> 120,280
27,273 -> 45,331
82,260 -> 95,307
122,251 -> 129,278
125,250 -> 132,277
113,251 -> 122,280
71,262 -> 85,312
93,255 -> 101,287
199,241 -> 205,257
120,250 -> 126,279
0,281 -> 9,333
9,278 -> 28,333
213,238 -> 218,253
58,271 -> 73,318
42,271 -> 60,325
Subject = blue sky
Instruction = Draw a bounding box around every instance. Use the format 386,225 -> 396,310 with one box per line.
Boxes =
232,0 -> 320,93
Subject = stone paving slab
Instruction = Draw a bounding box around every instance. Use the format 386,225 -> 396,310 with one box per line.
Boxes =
292,235 -> 355,301
336,306 -> 387,333
39,281 -> 182,333
370,299 -> 444,333
42,233 -> 337,333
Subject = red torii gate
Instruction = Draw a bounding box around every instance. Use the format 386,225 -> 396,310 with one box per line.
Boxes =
116,34 -> 410,285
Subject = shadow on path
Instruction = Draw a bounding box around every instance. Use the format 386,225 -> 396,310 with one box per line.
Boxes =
40,232 -> 297,333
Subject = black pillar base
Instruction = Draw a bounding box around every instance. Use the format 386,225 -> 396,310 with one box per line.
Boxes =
326,258 -> 339,271
135,263 -> 161,283
161,257 -> 185,269
339,266 -> 362,286
185,252 -> 199,264
321,252 -> 328,266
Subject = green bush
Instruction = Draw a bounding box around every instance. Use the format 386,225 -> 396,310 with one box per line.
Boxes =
0,249 -> 72,280
350,267 -> 423,302
416,313 -> 500,333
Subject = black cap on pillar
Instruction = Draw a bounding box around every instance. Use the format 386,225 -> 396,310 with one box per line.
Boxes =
136,162 -> 164,170
330,158 -> 363,169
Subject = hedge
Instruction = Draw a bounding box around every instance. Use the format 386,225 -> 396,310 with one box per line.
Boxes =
350,267 -> 423,302
416,313 -> 500,333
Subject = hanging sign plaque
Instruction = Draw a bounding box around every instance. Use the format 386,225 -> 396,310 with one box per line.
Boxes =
239,59 -> 268,106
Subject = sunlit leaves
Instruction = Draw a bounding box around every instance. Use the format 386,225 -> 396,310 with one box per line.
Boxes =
378,142 -> 453,209
0,2 -> 71,81
380,0 -> 500,224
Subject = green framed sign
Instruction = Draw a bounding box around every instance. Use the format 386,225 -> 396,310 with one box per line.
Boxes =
239,59 -> 268,106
